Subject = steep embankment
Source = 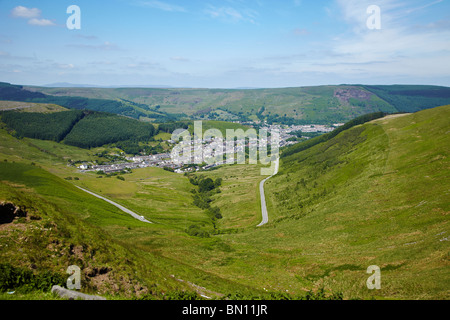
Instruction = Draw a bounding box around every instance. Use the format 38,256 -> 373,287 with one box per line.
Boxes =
260,105 -> 449,299
0,161 -> 193,299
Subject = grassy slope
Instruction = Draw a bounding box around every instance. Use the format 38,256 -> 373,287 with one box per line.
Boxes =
260,105 -> 449,299
156,105 -> 449,299
1,105 -> 448,300
0,128 -> 253,299
0,161 -> 187,298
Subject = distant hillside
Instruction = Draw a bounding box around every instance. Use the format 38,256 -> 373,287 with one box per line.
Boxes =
0,100 -> 68,113
0,109 -> 157,149
63,111 -> 156,149
2,82 -> 450,125
362,85 -> 450,113
0,82 -> 171,121
0,110 -> 84,142
22,83 -> 450,124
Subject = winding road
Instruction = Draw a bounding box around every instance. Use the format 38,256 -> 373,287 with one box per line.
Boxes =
257,158 -> 279,227
75,186 -> 152,224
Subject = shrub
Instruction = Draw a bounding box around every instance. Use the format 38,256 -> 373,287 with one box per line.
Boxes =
186,225 -> 210,238
163,290 -> 202,300
0,263 -> 65,293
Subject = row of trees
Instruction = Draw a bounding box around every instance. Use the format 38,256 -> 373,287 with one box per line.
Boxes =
157,121 -> 190,133
187,175 -> 223,237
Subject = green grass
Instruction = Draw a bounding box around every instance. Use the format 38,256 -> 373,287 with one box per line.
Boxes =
0,129 -> 258,298
190,164 -> 265,230
73,166 -> 208,229
188,120 -> 251,136
1,105 -> 449,300
259,105 -> 450,299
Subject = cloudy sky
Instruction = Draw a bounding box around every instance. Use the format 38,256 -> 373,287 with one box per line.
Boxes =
0,0 -> 449,88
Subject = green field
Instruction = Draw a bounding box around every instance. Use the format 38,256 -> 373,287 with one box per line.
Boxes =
0,105 -> 449,300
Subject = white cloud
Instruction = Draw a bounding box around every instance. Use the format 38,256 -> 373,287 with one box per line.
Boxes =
204,5 -> 257,24
11,6 -> 55,27
171,56 -> 190,62
28,18 -> 55,26
251,0 -> 450,84
293,28 -> 309,36
11,6 -> 41,19
54,63 -> 75,70
295,0 -> 450,79
406,0 -> 443,14
135,1 -> 186,12
66,41 -> 120,51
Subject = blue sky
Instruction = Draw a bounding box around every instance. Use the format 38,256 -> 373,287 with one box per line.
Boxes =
0,0 -> 449,88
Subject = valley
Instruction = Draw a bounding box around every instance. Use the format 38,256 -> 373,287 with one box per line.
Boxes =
1,100 -> 448,300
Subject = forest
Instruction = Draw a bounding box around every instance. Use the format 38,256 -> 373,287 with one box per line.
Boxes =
63,112 -> 156,149
363,85 -> 450,113
0,109 -> 157,150
0,110 -> 84,142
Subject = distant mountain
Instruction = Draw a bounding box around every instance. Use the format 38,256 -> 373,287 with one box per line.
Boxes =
2,81 -> 450,124
43,83 -> 177,89
43,82 -> 101,88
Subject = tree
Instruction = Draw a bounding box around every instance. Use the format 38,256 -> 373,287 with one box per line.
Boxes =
199,178 -> 215,193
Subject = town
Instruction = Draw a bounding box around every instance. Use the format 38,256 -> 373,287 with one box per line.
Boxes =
77,122 -> 341,175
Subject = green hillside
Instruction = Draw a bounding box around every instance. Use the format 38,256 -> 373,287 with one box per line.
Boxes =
22,84 -> 450,124
2,82 -> 450,125
363,85 -> 450,113
0,161 -> 184,299
0,110 -> 84,142
0,82 -> 155,120
0,105 -> 448,300
0,110 -> 157,150
0,136 -> 251,299
24,85 -> 400,124
262,105 -> 450,299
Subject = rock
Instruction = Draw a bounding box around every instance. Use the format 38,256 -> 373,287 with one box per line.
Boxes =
0,202 -> 27,224
51,285 -> 106,300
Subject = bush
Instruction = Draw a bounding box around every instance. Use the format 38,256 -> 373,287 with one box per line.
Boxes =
186,225 -> 210,238
163,290 -> 202,300
0,263 -> 65,293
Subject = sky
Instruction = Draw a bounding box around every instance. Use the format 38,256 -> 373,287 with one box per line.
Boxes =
0,0 -> 449,88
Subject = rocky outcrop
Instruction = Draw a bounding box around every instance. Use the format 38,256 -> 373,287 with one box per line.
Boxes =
51,285 -> 107,300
